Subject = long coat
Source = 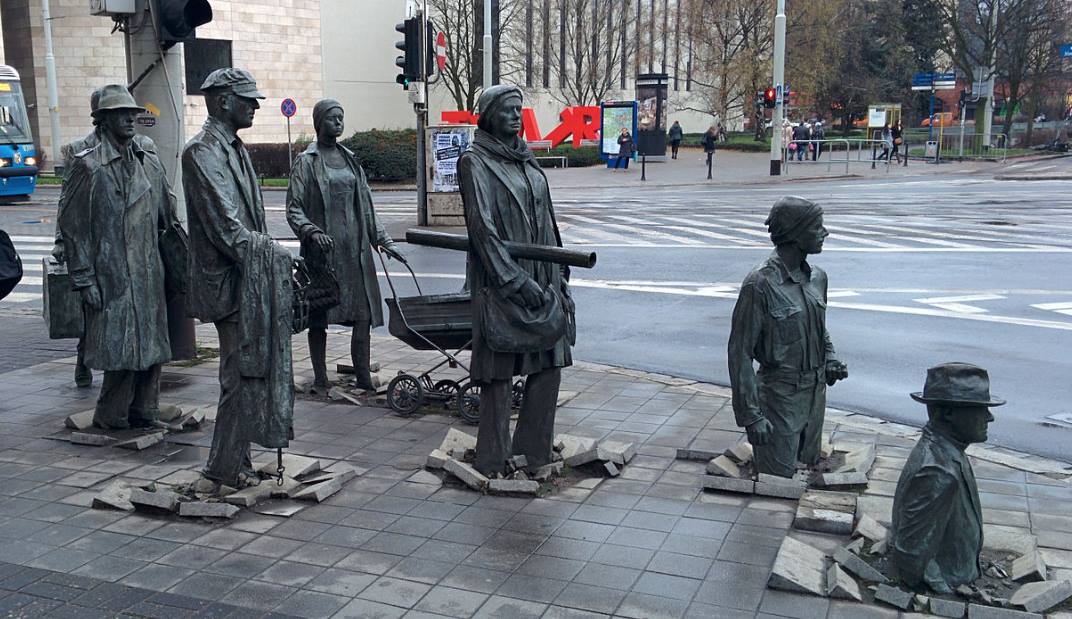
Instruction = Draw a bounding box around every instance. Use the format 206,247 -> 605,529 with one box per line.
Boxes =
458,134 -> 573,382
286,142 -> 390,328
58,135 -> 173,371
182,117 -> 267,323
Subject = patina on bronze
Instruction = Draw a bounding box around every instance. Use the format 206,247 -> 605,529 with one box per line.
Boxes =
287,99 -> 402,393
57,84 -> 176,429
183,68 -> 294,489
727,196 -> 848,478
459,84 -> 575,477
890,362 -> 1002,593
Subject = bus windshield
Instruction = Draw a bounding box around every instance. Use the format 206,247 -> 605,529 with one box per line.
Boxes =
0,80 -> 33,144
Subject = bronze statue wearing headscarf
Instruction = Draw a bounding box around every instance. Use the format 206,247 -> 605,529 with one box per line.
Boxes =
287,99 -> 401,393
459,85 -> 575,476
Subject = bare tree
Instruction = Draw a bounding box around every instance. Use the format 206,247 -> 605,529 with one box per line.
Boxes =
996,0 -> 1068,137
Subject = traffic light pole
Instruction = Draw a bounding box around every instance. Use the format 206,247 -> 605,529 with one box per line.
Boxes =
768,0 -> 786,176
415,5 -> 429,227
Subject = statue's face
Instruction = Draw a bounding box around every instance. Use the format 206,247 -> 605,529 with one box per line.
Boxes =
227,94 -> 259,130
942,405 -> 994,444
795,214 -> 829,255
100,109 -> 138,142
489,95 -> 523,140
319,108 -> 344,140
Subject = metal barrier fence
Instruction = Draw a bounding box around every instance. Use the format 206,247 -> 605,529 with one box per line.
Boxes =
782,139 -> 898,174
902,130 -> 1007,162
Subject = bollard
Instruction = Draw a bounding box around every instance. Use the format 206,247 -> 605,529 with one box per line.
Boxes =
641,153 -> 647,181
707,153 -> 712,180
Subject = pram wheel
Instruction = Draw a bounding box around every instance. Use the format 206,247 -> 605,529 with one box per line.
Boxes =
387,373 -> 424,416
457,383 -> 481,425
433,380 -> 461,410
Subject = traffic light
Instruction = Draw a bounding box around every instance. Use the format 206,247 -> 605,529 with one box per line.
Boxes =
395,18 -> 421,89
154,0 -> 212,49
763,87 -> 776,109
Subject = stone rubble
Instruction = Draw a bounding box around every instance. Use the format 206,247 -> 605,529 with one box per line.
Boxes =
1011,549 -> 1048,583
178,501 -> 240,519
832,545 -> 889,584
874,583 -> 915,610
768,536 -> 828,597
853,514 -> 889,543
929,597 -> 968,618
826,563 -> 862,601
1009,579 -> 1072,613
128,487 -> 180,512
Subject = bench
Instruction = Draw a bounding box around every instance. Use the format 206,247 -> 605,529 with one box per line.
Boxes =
527,139 -> 568,167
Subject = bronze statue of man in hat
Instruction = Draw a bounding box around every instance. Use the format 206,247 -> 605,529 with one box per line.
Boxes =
57,84 -> 177,430
183,68 -> 294,490
727,196 -> 848,477
890,362 -> 1003,593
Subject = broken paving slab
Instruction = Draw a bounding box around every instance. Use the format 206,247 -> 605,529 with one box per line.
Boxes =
70,432 -> 117,447
564,448 -> 601,467
128,488 -> 180,512
835,444 -> 877,475
799,490 -> 856,513
702,475 -> 755,494
929,597 -> 967,618
64,410 -> 95,431
676,448 -> 721,462
706,455 -> 741,478
555,434 -> 598,460
532,461 -> 564,481
487,479 -> 539,494
815,471 -> 869,489
300,463 -> 363,486
426,449 -> 448,470
1011,549 -> 1048,583
256,454 -> 320,479
293,476 -> 343,502
603,462 -> 620,477
407,470 -> 443,486
795,506 -> 853,536
92,481 -> 134,512
157,404 -> 184,422
966,603 -> 1043,618
599,441 -> 636,464
755,473 -> 807,499
178,501 -> 239,519
768,536 -> 828,597
826,563 -> 862,601
443,458 -> 489,491
853,514 -> 889,543
1009,579 -> 1072,613
725,441 -> 753,465
439,428 -> 477,454
223,482 -> 275,507
874,584 -> 914,610
251,500 -> 306,518
115,432 -> 166,451
832,545 -> 888,584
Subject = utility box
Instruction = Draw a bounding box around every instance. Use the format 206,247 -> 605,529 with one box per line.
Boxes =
90,0 -> 136,16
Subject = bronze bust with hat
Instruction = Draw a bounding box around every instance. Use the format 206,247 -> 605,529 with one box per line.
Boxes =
890,362 -> 1004,593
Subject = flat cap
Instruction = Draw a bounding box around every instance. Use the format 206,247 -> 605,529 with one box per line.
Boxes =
200,67 -> 266,99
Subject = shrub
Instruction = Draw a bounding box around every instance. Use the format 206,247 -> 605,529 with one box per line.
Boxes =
341,129 -> 418,182
543,144 -> 602,167
246,142 -> 307,179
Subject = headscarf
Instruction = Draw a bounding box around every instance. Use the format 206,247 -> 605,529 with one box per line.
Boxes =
765,196 -> 823,246
476,84 -> 523,132
473,85 -> 531,163
313,98 -> 343,134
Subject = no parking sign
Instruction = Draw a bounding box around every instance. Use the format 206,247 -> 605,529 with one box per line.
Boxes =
282,98 -> 297,173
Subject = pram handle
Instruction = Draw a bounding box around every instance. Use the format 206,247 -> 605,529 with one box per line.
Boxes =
405,229 -> 597,269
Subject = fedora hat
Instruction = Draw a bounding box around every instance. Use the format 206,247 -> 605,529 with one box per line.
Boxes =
910,362 -> 1005,407
91,84 -> 146,118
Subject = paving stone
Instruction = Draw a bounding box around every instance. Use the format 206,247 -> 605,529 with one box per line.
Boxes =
600,441 -> 636,464
69,432 -> 117,447
128,488 -> 179,512
114,432 -> 165,451
1009,579 -> 1072,612
64,410 -> 95,431
92,481 -> 134,512
564,448 -> 600,467
826,563 -> 862,601
836,445 -> 877,475
439,429 -> 478,454
1011,549 -> 1048,582
250,500 -> 306,518
675,448 -> 720,462
488,479 -> 539,494
426,449 -> 448,470
293,477 -> 343,502
300,464 -> 362,486
223,483 -> 274,508
755,478 -> 806,499
702,475 -> 754,494
815,472 -> 869,489
929,597 -> 968,617
178,501 -> 239,519
821,435 -> 834,459
966,603 -> 1043,618
443,458 -> 489,491
843,537 -> 865,555
706,456 -> 741,478
800,490 -> 856,512
408,470 -> 442,485
257,454 -> 320,479
795,505 -> 853,535
768,536 -> 827,597
603,462 -> 620,477
725,442 -> 753,465
853,514 -> 888,543
874,584 -> 914,610
556,435 -> 598,460
532,462 -> 564,481
832,546 -> 888,584
508,455 -> 529,470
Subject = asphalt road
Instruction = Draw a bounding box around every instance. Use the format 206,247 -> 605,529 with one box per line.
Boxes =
4,163 -> 1072,461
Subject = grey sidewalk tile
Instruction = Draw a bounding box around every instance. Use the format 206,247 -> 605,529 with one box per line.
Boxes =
535,537 -> 599,562
495,574 -> 568,604
632,497 -> 690,516
335,549 -> 404,576
0,517 -> 50,540
304,567 -> 377,597
240,535 -> 307,559
294,504 -> 356,525
119,563 -> 195,591
758,589 -> 830,619
204,552 -> 277,579
569,505 -> 629,526
716,540 -> 779,567
167,572 -> 244,601
20,580 -> 86,602
550,521 -> 615,544
441,565 -> 510,595
826,599 -> 901,619
735,507 -> 794,529
65,530 -> 135,555
573,563 -> 641,591
552,582 -> 625,615
284,542 -> 352,567
481,531 -> 545,555
101,515 -> 166,537
472,595 -> 546,618
453,507 -> 514,529
386,556 -> 455,584
0,540 -> 52,566
614,591 -> 689,619
406,501 -> 467,522
220,580 -> 297,611
683,601 -> 753,619
386,516 -> 449,538
433,522 -> 496,546
542,605 -> 611,619
725,523 -> 787,548
631,571 -> 702,600
516,555 -> 587,582
362,531 -> 428,556
693,582 -> 765,610
109,537 -> 180,561
414,585 -> 489,617
69,554 -> 146,582
157,545 -> 228,570
670,517 -> 731,540
604,526 -> 667,550
333,597 -> 407,618
314,525 -> 378,549
340,508 -> 405,531
256,560 -> 325,588
27,548 -> 98,572
270,519 -> 333,542
191,529 -> 257,551
582,491 -> 641,510
462,547 -> 530,573
271,589 -> 348,619
358,575 -> 432,609
588,544 -> 654,570
659,533 -> 723,559
646,551 -> 713,580
411,539 -> 477,563
501,513 -> 566,537
147,521 -> 212,543
27,524 -> 91,547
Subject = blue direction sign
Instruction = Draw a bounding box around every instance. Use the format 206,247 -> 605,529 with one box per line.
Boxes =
280,98 -> 297,118
1060,44 -> 1072,59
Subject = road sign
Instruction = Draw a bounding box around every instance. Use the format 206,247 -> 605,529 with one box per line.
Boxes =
911,71 -> 956,91
1060,43 -> 1072,58
435,31 -> 447,71
280,98 -> 297,118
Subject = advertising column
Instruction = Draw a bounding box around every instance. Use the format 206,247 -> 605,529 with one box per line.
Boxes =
635,73 -> 668,160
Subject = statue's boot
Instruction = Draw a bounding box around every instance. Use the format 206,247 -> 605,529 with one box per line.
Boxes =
307,328 -> 331,394
75,337 -> 92,388
351,328 -> 377,391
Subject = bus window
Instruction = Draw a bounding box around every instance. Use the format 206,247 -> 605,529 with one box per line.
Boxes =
0,82 -> 33,143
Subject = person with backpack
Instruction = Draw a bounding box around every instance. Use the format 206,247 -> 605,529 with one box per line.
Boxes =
812,120 -> 825,161
668,120 -> 683,159
702,126 -> 717,171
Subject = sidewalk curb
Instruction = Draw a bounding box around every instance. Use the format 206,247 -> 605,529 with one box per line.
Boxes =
994,174 -> 1072,181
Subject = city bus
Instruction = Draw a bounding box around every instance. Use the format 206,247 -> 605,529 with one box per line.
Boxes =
0,65 -> 37,199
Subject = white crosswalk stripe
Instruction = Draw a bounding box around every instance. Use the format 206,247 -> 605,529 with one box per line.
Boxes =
2,234 -> 52,308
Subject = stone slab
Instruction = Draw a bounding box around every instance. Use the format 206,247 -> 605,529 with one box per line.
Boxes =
300,464 -> 361,486
115,432 -> 165,451
705,455 -> 741,478
725,441 -> 753,465
508,455 -> 529,470
70,432 -> 117,446
178,501 -> 240,519
443,458 -> 489,491
426,449 -> 448,470
556,434 -> 598,460
853,514 -> 888,543
157,404 -> 184,422
1010,580 -> 1072,613
603,462 -> 620,477
129,488 -> 179,512
676,448 -> 720,462
967,604 -> 1043,618
832,546 -> 888,584
251,500 -> 306,518
293,477 -> 343,502
799,490 -> 857,513
407,470 -> 443,486
874,584 -> 914,610
600,441 -> 636,464
755,479 -> 806,499
768,536 -> 827,597
929,597 -> 967,618
836,444 -> 877,474
64,410 -> 95,431
223,482 -> 274,507
487,479 -> 539,494
703,475 -> 755,494
795,506 -> 853,535
1011,549 -> 1048,583
815,471 -> 869,489
257,454 -> 320,479
92,481 -> 134,512
439,428 -> 477,454
532,462 -> 564,481
826,563 -> 862,601
564,448 -> 600,467
268,476 -> 304,499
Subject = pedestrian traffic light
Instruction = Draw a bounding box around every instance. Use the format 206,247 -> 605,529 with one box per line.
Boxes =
764,87 -> 777,109
154,0 -> 213,50
395,17 -> 421,89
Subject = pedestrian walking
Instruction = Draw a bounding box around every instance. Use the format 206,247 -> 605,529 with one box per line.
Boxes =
877,124 -> 893,161
792,122 -> 808,161
891,120 -> 903,163
668,120 -> 683,159
717,120 -> 727,142
782,119 -> 793,162
812,120 -> 825,161
702,126 -> 717,172
614,128 -> 634,170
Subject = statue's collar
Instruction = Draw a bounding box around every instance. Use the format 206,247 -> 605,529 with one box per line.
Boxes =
205,116 -> 241,147
768,251 -> 811,284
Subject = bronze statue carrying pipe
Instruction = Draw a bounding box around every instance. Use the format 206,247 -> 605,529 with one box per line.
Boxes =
405,229 -> 597,269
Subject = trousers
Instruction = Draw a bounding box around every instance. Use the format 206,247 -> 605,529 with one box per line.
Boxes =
752,374 -> 826,478
474,367 -> 561,476
204,320 -> 252,486
93,364 -> 161,429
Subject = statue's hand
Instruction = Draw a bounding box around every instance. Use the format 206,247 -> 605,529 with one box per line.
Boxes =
746,417 -> 773,446
381,244 -> 406,263
312,231 -> 334,253
51,242 -> 65,263
512,278 -> 543,310
80,284 -> 102,311
825,360 -> 849,385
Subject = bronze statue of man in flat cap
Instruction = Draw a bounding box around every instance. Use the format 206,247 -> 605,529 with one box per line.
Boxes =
890,362 -> 1002,593
728,196 -> 848,478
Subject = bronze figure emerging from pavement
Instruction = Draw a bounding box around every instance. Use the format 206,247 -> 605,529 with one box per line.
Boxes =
728,196 -> 848,478
287,99 -> 402,394
459,85 -> 576,477
890,362 -> 1001,593
183,68 -> 294,489
57,84 -> 175,429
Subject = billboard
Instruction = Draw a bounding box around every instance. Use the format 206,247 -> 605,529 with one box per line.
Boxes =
600,101 -> 637,158
428,125 -> 474,193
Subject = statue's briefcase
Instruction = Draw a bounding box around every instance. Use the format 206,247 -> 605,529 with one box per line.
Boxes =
42,258 -> 83,339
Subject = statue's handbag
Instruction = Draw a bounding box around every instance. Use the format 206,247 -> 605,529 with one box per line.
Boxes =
42,258 -> 83,339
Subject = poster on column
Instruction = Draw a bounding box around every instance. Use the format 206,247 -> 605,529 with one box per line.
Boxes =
428,125 -> 475,193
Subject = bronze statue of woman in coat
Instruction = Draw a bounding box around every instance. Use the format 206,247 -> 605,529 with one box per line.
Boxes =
459,85 -> 575,476
287,99 -> 402,393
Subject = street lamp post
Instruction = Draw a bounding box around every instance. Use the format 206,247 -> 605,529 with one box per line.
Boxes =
483,0 -> 492,89
769,0 -> 786,176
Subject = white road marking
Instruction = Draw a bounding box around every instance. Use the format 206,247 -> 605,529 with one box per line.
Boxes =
0,292 -> 40,303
